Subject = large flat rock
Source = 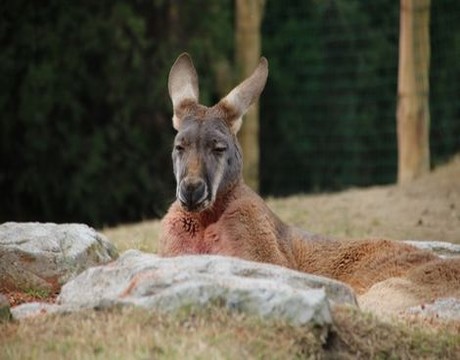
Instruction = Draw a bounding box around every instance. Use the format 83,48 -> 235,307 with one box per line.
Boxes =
12,250 -> 358,326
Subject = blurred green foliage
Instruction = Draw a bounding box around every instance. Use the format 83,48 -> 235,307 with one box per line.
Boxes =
261,0 -> 460,194
1,0 -> 459,226
0,0 -> 232,226
430,0 -> 460,161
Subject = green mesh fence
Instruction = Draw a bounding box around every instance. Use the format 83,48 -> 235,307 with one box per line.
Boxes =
1,1 -> 458,226
260,0 -> 460,196
430,1 -> 460,164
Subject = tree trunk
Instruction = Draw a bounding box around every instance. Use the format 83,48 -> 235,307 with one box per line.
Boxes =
235,0 -> 265,191
397,0 -> 431,183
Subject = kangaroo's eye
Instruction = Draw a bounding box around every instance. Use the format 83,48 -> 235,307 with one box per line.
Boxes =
175,144 -> 185,152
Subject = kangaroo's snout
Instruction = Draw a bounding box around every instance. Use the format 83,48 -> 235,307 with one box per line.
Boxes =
177,177 -> 208,212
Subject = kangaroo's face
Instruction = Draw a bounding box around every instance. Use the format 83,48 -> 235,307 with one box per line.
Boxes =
172,114 -> 242,212
168,53 -> 268,212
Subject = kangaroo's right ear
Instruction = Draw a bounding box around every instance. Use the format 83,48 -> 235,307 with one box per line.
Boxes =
168,53 -> 199,130
218,57 -> 268,134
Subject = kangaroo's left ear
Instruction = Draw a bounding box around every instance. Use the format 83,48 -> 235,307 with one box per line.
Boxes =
168,53 -> 199,130
218,57 -> 268,134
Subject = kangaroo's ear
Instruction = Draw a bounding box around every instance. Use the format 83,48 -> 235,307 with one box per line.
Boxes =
168,53 -> 199,130
219,57 -> 268,134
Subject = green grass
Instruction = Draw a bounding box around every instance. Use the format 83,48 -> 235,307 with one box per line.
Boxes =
22,288 -> 51,300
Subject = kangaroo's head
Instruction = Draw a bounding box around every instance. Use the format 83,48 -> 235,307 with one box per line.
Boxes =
168,53 -> 268,212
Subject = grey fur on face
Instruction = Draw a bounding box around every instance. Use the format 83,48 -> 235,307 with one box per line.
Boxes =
172,116 -> 242,212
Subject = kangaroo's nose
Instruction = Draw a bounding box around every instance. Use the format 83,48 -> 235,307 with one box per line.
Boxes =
178,177 -> 208,211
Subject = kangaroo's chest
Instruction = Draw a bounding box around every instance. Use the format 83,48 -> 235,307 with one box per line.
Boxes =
162,211 -> 237,256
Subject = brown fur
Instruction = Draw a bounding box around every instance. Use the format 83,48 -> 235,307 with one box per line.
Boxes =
161,53 -> 459,313
359,258 -> 460,316
161,181 -> 448,297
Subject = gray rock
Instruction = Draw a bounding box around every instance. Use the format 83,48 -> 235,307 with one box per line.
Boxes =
0,222 -> 118,294
10,302 -> 62,320
404,240 -> 460,258
405,297 -> 460,321
61,250 -> 356,306
13,250 -> 358,325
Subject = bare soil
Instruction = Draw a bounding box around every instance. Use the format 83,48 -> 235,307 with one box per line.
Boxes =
1,289 -> 58,307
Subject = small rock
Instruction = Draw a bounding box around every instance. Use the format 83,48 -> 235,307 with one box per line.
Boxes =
10,302 -> 63,320
404,240 -> 460,258
0,222 -> 119,294
405,297 -> 460,321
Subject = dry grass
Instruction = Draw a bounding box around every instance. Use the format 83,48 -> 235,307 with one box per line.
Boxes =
0,306 -> 320,359
1,305 -> 459,359
104,156 -> 460,255
2,157 -> 460,359
103,220 -> 162,253
267,156 -> 460,244
330,306 -> 460,359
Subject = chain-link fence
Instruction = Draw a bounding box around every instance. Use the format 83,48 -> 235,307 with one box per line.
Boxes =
260,0 -> 460,196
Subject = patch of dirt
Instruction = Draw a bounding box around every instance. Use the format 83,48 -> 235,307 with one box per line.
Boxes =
1,276 -> 61,307
0,287 -> 59,307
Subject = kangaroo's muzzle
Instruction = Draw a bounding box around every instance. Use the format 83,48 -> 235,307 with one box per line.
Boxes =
177,177 -> 209,212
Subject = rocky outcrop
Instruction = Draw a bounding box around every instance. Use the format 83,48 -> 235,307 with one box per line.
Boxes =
4,225 -> 459,328
11,250 -> 358,325
0,222 -> 118,294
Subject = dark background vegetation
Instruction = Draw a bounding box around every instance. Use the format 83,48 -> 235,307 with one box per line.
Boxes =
1,0 -> 459,227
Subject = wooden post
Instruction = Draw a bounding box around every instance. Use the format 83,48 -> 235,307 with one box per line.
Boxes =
397,0 -> 431,183
235,0 -> 265,191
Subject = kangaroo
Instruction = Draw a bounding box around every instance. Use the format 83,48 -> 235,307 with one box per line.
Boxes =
159,53 -> 460,313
